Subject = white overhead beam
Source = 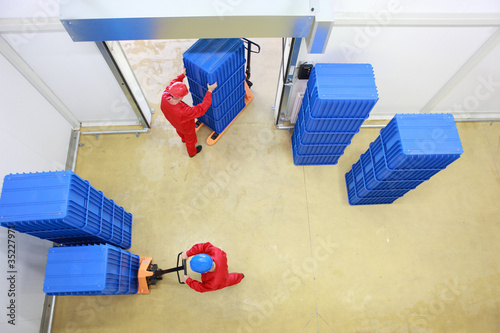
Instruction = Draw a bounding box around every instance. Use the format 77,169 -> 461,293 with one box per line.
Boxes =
305,0 -> 334,54
59,0 -> 314,41
0,36 -> 80,129
0,18 -> 65,33
334,13 -> 500,27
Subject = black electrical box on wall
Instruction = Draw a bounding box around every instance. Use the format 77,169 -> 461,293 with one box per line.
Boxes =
298,63 -> 313,79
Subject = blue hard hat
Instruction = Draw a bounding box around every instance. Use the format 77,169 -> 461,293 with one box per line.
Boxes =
190,254 -> 213,273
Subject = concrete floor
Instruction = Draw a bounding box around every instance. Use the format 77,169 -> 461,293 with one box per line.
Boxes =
52,39 -> 500,332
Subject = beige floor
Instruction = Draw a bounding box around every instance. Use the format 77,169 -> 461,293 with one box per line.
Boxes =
51,39 -> 500,333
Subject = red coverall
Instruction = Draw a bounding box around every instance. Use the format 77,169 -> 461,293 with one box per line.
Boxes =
185,242 -> 244,293
160,74 -> 212,156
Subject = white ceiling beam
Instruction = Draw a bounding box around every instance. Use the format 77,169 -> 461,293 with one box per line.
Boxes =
59,0 -> 314,41
0,18 -> 65,33
334,13 -> 500,27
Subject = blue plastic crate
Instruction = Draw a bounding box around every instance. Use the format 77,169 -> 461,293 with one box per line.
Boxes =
0,171 -> 133,249
28,202 -> 113,242
306,63 -> 379,118
371,136 -> 443,181
187,64 -> 245,108
114,206 -> 132,249
26,228 -> 91,239
43,244 -> 140,296
101,197 -> 120,245
359,151 -> 426,190
291,133 -> 343,166
192,83 -> 246,121
1,202 -> 87,233
183,38 -> 245,86
302,92 -> 367,132
11,203 -> 126,247
0,171 -> 90,229
303,86 -> 376,121
198,95 -> 245,133
117,251 -> 140,295
0,198 -> 101,235
345,170 -> 400,205
294,105 -> 358,145
291,119 -> 349,155
117,252 -> 131,294
102,204 -> 132,249
352,161 -> 412,198
380,113 -> 463,169
47,235 -> 106,245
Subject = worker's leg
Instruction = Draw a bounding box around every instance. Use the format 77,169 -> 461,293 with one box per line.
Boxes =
175,129 -> 186,143
225,273 -> 244,287
184,130 -> 199,157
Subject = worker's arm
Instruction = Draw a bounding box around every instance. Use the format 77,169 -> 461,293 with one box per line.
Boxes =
170,73 -> 185,86
185,277 -> 215,293
185,242 -> 215,257
181,82 -> 218,120
163,73 -> 186,95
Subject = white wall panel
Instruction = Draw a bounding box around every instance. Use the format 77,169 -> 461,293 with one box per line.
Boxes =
0,53 -> 71,176
296,26 -> 499,119
2,31 -> 139,126
0,52 -> 69,332
433,36 -> 500,118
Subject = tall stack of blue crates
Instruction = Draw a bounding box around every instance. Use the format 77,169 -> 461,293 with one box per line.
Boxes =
0,171 -> 132,248
345,113 -> 464,205
43,244 -> 140,296
292,63 -> 379,166
183,38 -> 246,133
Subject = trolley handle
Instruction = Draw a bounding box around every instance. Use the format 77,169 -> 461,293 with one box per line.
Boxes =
242,38 -> 261,53
177,252 -> 187,284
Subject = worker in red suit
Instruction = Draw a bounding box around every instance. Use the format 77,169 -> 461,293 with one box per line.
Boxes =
160,69 -> 217,157
181,242 -> 244,293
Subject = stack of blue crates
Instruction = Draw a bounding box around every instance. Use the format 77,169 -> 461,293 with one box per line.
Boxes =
0,171 -> 132,248
292,63 -> 379,165
345,113 -> 464,205
183,38 -> 246,133
43,244 -> 140,296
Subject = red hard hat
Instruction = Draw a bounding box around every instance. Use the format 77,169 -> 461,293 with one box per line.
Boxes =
169,82 -> 189,98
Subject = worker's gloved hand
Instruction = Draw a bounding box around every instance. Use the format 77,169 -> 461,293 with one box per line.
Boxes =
183,275 -> 189,283
207,82 -> 217,92
182,252 -> 188,260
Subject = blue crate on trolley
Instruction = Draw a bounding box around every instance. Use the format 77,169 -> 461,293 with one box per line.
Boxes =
183,38 -> 245,88
43,244 -> 140,296
380,113 -> 463,169
351,161 -> 412,198
198,96 -> 245,133
0,171 -> 133,249
359,151 -> 426,190
187,64 -> 245,108
370,136 -> 444,181
302,90 -> 368,132
345,170 -> 400,206
294,104 -> 358,145
291,131 -> 343,166
306,63 -> 379,118
192,82 -> 246,121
